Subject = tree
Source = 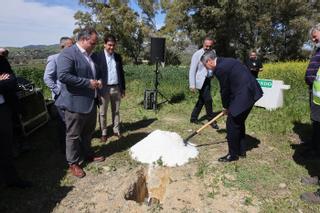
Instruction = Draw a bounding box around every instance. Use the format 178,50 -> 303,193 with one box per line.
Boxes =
75,0 -> 148,64
162,0 -> 319,61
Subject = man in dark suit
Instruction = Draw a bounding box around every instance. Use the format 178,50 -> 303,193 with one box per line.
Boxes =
201,50 -> 263,162
56,28 -> 105,178
244,50 -> 263,78
96,34 -> 125,142
0,49 -> 31,188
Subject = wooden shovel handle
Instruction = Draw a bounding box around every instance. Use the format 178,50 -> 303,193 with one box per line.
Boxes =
196,111 -> 224,133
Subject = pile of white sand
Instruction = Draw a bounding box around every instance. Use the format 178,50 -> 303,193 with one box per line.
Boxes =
130,130 -> 198,167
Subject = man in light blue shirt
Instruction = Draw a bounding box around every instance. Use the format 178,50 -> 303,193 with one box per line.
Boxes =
96,34 -> 126,142
43,37 -> 73,153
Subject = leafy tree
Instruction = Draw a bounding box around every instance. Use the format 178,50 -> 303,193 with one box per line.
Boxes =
162,0 -> 319,61
76,0 -> 148,64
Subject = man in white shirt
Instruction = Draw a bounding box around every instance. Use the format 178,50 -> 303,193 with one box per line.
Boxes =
189,36 -> 219,129
96,34 -> 126,142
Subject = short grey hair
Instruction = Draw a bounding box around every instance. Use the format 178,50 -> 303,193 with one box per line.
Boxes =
200,50 -> 217,64
310,23 -> 320,35
77,27 -> 97,41
60,37 -> 72,48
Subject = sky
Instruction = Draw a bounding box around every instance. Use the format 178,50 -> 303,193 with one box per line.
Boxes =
0,0 -> 165,47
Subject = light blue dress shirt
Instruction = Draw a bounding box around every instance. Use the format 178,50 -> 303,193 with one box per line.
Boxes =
104,50 -> 118,85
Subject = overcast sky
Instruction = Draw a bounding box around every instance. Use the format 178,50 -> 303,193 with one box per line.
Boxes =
0,0 -> 165,47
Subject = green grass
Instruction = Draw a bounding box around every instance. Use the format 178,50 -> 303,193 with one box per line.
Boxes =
3,61 -> 320,212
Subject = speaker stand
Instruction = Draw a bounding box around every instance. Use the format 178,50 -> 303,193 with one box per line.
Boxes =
153,60 -> 170,110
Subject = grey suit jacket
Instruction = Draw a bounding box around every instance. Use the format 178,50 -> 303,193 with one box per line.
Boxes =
55,44 -> 101,114
43,53 -> 61,100
189,48 -> 208,89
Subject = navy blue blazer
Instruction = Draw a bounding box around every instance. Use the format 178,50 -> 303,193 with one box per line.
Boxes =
56,45 -> 101,114
214,57 -> 263,117
95,51 -> 125,95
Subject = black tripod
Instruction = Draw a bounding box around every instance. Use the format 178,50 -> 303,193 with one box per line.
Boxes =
153,59 -> 170,110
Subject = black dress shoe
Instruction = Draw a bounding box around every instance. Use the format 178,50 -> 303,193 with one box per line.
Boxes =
190,119 -> 199,124
210,121 -> 219,130
218,154 -> 239,162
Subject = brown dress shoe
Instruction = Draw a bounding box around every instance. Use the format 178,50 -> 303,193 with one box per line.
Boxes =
100,135 -> 108,143
86,156 -> 105,163
69,164 -> 86,178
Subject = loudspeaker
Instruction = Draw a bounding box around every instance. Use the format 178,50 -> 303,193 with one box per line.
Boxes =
150,37 -> 165,63
144,89 -> 157,110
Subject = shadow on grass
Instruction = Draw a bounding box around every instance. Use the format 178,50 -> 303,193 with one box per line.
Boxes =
95,132 -> 149,158
198,111 -> 223,123
195,140 -> 227,147
193,134 -> 260,150
169,92 -> 185,104
291,121 -> 320,177
243,134 -> 260,152
93,118 -> 157,138
0,119 -> 72,213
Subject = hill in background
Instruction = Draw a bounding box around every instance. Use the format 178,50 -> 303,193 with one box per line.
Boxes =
5,44 -> 60,65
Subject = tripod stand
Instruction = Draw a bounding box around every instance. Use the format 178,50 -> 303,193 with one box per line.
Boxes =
153,60 -> 170,110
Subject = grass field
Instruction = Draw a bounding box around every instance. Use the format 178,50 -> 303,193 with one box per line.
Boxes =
1,61 -> 320,212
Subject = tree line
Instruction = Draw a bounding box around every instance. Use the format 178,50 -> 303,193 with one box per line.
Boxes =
71,0 -> 320,64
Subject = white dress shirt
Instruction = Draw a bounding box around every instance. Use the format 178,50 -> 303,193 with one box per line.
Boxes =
76,43 -> 97,97
76,43 -> 96,78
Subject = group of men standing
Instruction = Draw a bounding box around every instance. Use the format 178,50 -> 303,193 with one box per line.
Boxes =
44,28 -> 125,178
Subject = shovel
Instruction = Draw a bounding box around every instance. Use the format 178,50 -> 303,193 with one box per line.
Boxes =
183,111 -> 224,146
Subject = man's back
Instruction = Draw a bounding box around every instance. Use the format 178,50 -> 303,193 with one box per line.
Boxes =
215,57 -> 263,116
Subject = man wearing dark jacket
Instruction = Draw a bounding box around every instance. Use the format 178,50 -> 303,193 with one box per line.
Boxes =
95,34 -> 126,142
0,49 -> 31,188
201,50 -> 263,162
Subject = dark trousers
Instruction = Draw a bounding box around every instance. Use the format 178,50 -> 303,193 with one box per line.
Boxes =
226,107 -> 253,156
56,106 -> 66,153
312,120 -> 320,152
191,78 -> 214,121
0,103 -> 19,184
251,71 -> 258,78
64,106 -> 97,165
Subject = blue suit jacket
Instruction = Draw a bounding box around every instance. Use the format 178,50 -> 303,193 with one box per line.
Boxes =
55,45 -> 101,114
215,57 -> 263,117
94,51 -> 125,95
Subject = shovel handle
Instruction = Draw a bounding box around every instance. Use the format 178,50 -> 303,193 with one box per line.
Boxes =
196,111 -> 224,133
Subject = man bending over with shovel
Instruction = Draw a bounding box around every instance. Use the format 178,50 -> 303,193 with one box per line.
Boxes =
201,50 -> 263,162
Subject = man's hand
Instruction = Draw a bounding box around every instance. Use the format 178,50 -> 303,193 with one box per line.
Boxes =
89,79 -> 101,89
96,79 -> 103,89
0,73 -> 10,80
190,87 -> 196,93
222,108 -> 228,115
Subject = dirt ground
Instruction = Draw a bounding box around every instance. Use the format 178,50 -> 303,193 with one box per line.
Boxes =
52,160 -> 259,213
50,121 -> 260,213
3,114 -> 311,213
